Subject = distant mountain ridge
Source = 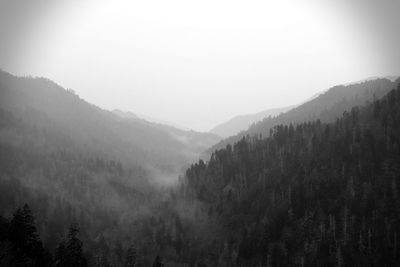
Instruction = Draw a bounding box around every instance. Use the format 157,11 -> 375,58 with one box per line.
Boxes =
342,75 -> 398,85
209,76 -> 398,140
112,109 -> 139,119
207,77 -> 400,155
210,106 -> 293,138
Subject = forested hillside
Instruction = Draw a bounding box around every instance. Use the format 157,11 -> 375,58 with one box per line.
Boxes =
0,105 -> 157,265
1,70 -> 400,266
0,70 -> 220,177
180,83 -> 400,266
209,78 -> 399,154
0,70 -> 220,266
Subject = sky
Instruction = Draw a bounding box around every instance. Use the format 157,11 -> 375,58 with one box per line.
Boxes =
0,0 -> 399,131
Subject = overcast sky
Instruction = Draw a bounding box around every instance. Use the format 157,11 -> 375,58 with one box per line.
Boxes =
0,0 -> 399,131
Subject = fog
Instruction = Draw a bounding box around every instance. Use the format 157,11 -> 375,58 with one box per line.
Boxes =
2,1 -> 400,266
0,0 -> 399,131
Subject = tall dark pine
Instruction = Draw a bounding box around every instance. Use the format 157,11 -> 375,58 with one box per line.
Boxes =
8,204 -> 48,267
55,223 -> 87,267
152,255 -> 164,267
0,216 -> 12,266
124,244 -> 137,267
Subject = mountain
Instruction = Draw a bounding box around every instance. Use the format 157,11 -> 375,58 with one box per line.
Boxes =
342,75 -> 399,85
208,77 -> 400,154
179,82 -> 400,266
209,106 -> 293,138
0,70 -> 220,180
0,70 -> 220,265
1,69 -> 400,266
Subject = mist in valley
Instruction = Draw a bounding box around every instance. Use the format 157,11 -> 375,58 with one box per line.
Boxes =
1,0 -> 400,266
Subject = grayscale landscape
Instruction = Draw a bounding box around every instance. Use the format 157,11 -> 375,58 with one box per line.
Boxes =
0,0 -> 400,266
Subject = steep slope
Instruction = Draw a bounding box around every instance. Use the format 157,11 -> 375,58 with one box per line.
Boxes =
0,104 -> 155,262
0,70 -> 219,178
210,106 -> 293,138
179,83 -> 400,266
0,70 -> 219,264
209,78 -> 400,154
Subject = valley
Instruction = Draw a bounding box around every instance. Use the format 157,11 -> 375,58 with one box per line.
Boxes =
1,70 -> 399,266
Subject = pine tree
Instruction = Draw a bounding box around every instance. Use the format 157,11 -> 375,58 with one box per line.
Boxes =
8,204 -> 48,266
152,255 -> 164,267
55,240 -> 66,267
55,223 -> 87,267
125,244 -> 137,267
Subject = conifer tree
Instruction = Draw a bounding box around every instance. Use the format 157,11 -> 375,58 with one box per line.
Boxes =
152,255 -> 164,267
125,244 -> 137,267
55,223 -> 87,267
8,204 -> 49,266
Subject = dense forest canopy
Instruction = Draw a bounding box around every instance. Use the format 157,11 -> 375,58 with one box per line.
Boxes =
182,83 -> 400,266
1,70 -> 400,266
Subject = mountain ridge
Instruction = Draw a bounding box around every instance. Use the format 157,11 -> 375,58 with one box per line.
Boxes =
207,77 -> 400,156
210,106 -> 293,138
0,70 -> 220,182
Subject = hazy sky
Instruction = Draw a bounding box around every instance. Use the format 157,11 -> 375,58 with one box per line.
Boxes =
1,0 -> 399,131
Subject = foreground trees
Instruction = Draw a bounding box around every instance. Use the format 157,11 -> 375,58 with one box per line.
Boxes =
55,223 -> 87,267
0,205 -> 89,267
0,204 -> 52,266
125,245 -> 137,267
